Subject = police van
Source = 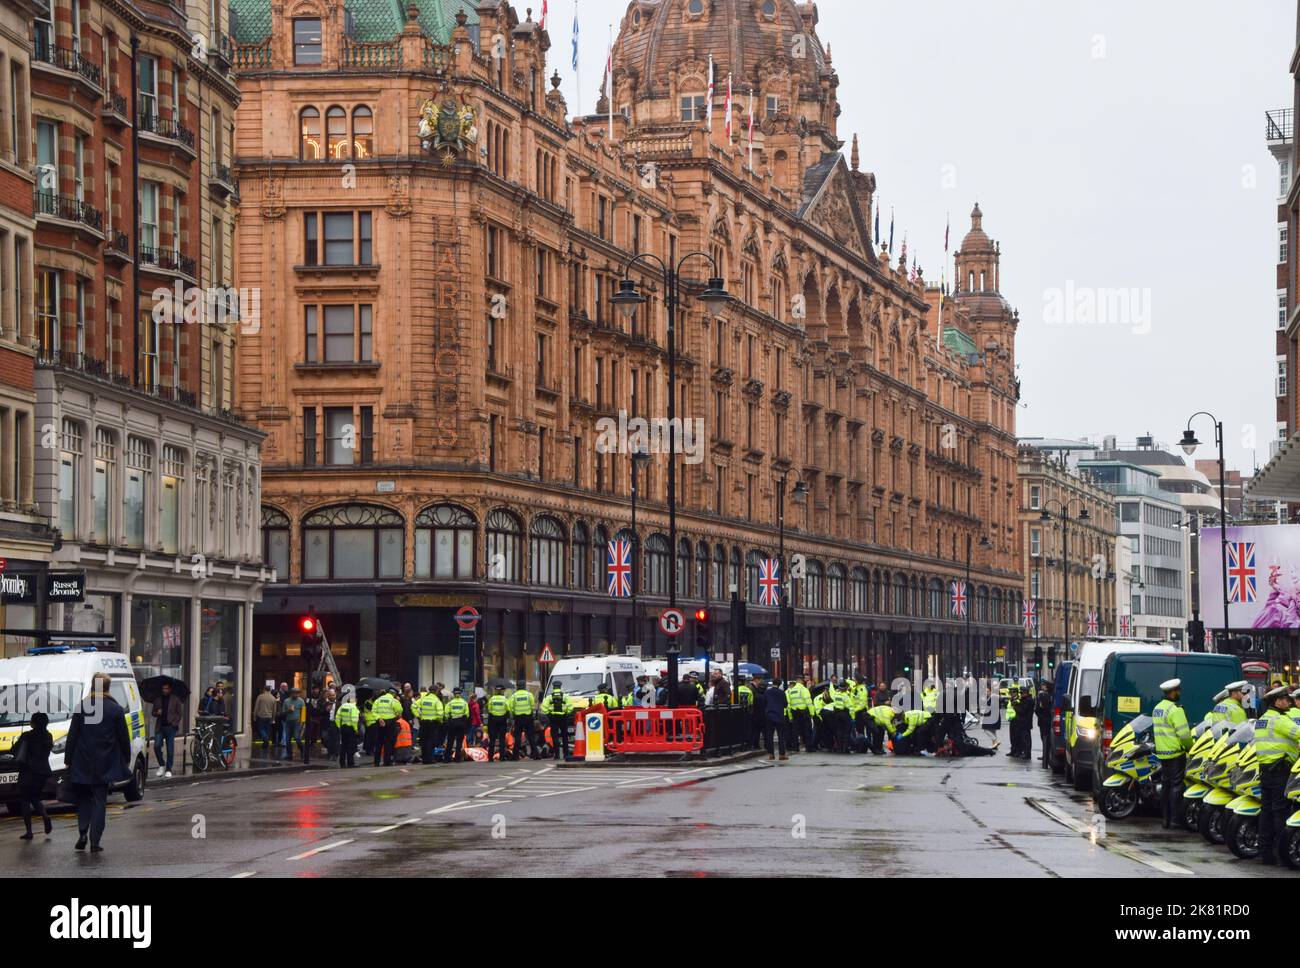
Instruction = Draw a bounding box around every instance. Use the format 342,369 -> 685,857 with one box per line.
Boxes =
545,655 -> 642,709
0,646 -> 150,813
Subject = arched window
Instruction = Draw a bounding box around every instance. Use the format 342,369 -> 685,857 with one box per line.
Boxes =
745,549 -> 766,603
529,515 -> 566,586
645,534 -> 670,596
729,547 -> 742,598
696,542 -> 710,599
325,105 -> 347,158
992,588 -> 1004,625
299,106 -> 321,159
414,504 -> 476,579
873,570 -> 885,613
571,521 -> 589,590
827,564 -> 846,611
849,567 -> 868,612
262,506 -> 290,579
677,539 -> 692,600
893,574 -> 908,616
352,105 -> 373,158
593,525 -> 610,591
977,586 -> 990,624
301,503 -> 403,580
712,544 -> 725,600
930,579 -> 945,618
485,508 -> 522,583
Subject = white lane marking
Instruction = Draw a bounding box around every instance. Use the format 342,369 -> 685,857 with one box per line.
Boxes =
534,786 -> 598,798
231,871 -> 257,878
288,838 -> 354,860
272,781 -> 331,793
1028,798 -> 1193,876
371,817 -> 422,833
427,799 -> 510,815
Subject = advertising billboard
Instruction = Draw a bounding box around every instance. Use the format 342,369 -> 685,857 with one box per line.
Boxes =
1199,524 -> 1300,630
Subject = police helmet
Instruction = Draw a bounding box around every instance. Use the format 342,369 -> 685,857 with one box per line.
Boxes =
1264,685 -> 1291,703
1159,678 -> 1181,693
1225,680 -> 1249,694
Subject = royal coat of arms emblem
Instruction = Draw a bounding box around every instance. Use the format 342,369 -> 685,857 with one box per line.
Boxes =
419,89 -> 478,165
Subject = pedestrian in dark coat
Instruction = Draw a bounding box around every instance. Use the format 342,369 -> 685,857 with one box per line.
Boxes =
11,711 -> 53,839
761,681 -> 789,760
1035,684 -> 1054,767
64,674 -> 131,852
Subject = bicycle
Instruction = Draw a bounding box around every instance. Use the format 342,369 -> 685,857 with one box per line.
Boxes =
191,715 -> 237,773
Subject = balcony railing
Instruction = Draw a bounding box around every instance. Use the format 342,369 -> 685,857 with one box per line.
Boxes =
1267,108 -> 1294,143
139,244 -> 196,278
32,40 -> 102,89
103,90 -> 128,118
105,229 -> 129,258
35,191 -> 103,232
36,350 -> 202,411
232,39 -> 272,70
423,41 -> 453,72
341,38 -> 402,68
138,110 -> 195,152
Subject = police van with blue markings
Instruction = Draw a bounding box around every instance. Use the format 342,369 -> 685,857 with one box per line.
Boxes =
0,643 -> 150,814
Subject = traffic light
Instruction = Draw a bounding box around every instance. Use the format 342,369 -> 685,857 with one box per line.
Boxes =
1033,645 -> 1044,671
300,615 -> 321,661
902,658 -> 912,674
1047,645 -> 1057,670
694,608 -> 711,655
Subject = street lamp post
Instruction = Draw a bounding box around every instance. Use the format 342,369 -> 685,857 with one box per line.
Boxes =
777,474 -> 807,680
1041,498 -> 1091,660
965,532 -> 991,675
629,448 -> 649,655
612,255 -> 729,615
1180,415 -> 1230,651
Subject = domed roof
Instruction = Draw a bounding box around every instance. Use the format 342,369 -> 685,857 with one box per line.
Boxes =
959,202 -> 995,254
614,0 -> 827,95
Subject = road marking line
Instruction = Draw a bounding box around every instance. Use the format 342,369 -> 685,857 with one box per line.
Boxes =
1028,798 -> 1193,876
427,799 -> 510,815
534,786 -> 598,798
231,871 -> 257,878
371,817 -> 422,833
288,839 -> 354,860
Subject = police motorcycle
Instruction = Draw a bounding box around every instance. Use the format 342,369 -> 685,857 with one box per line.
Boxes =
1279,752 -> 1300,868
1198,720 -> 1255,846
1181,720 -> 1235,833
1098,715 -> 1161,821
1223,728 -> 1262,861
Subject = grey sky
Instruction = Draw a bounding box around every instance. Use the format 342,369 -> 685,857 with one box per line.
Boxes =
553,0 -> 1292,474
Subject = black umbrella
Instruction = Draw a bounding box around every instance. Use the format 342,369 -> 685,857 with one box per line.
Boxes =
354,677 -> 395,700
138,675 -> 190,703
810,680 -> 832,697
486,676 -> 515,691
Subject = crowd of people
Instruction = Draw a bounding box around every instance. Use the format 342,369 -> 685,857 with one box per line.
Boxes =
239,671 -> 1060,768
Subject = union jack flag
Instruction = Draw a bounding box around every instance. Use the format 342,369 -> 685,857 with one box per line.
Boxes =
1119,614 -> 1131,636
607,539 -> 632,598
1086,610 -> 1099,636
950,580 -> 967,618
1022,599 -> 1037,632
1227,541 -> 1257,604
758,558 -> 782,607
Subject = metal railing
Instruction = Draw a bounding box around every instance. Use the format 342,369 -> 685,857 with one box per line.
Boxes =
138,109 -> 195,151
34,191 -> 103,231
1267,108 -> 1294,143
700,704 -> 751,756
105,229 -> 129,256
103,90 -> 128,117
32,41 -> 102,88
139,244 -> 196,278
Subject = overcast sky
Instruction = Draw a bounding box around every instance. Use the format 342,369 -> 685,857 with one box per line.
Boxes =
549,0 -> 1294,474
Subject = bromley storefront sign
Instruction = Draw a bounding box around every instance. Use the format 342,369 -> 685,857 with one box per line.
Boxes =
0,572 -> 85,604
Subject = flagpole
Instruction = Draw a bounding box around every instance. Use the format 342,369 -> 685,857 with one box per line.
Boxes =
747,86 -> 754,170
573,0 -> 580,117
707,54 -> 714,133
607,23 -> 613,141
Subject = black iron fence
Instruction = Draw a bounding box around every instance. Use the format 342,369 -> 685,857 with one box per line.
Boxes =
700,704 -> 751,757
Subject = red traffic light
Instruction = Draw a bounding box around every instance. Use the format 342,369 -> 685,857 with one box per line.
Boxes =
299,616 -> 316,634
694,609 -> 708,622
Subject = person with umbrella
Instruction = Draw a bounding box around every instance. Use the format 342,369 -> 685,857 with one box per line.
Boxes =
149,678 -> 185,778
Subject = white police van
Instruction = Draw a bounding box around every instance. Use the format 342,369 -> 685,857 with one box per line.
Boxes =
0,645 -> 150,813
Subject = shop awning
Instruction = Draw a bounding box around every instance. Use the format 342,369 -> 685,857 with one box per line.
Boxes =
1246,430 -> 1300,500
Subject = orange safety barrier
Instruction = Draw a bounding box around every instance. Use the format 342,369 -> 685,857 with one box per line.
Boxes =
604,707 -> 704,754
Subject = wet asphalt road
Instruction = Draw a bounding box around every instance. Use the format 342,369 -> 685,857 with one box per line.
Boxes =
0,725 -> 1290,878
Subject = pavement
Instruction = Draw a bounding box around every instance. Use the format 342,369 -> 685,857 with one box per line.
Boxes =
0,722 -> 1288,878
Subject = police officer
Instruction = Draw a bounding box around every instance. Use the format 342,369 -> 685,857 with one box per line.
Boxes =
632,674 -> 655,707
1256,685 -> 1300,865
542,683 -> 573,759
1153,678 -> 1192,829
785,677 -> 814,752
590,679 -> 619,711
1214,681 -> 1251,725
416,686 -> 444,764
335,691 -> 360,768
894,708 -> 931,756
371,688 -> 403,766
442,687 -> 470,762
510,680 -> 538,760
867,700 -> 896,755
485,685 -> 512,761
1035,681 -> 1053,768
361,695 -> 378,756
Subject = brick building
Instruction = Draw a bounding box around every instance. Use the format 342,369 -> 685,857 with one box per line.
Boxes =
20,0 -> 265,732
233,0 -> 1024,691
